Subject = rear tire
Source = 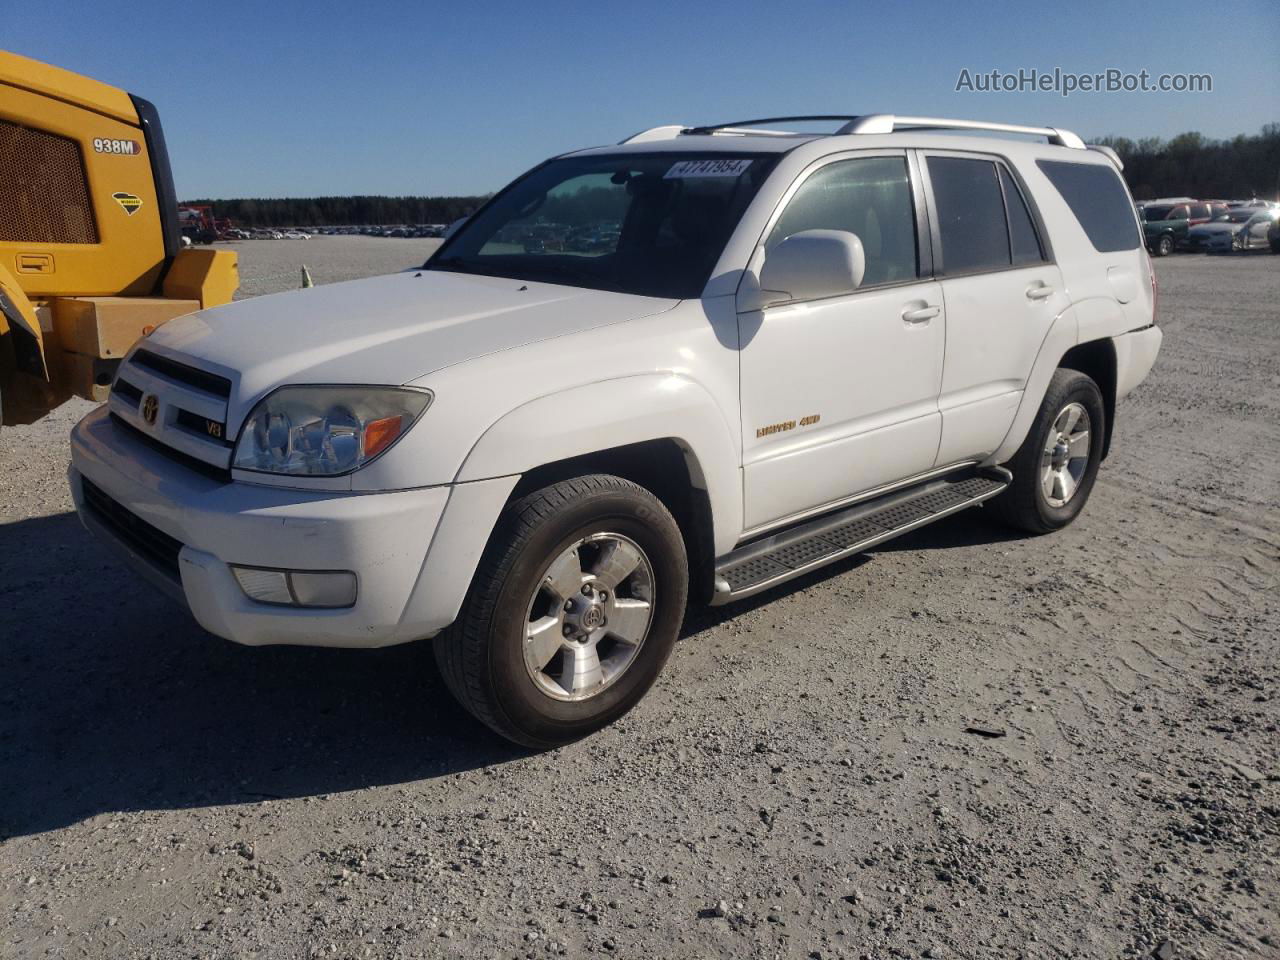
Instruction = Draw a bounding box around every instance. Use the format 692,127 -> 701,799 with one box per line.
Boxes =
434,474 -> 688,748
991,369 -> 1106,535
1154,234 -> 1173,257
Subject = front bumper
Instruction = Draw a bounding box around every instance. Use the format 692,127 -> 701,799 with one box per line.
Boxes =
69,407 -> 512,648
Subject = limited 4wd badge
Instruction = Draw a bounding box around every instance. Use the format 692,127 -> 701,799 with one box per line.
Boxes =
112,192 -> 142,216
93,138 -> 142,155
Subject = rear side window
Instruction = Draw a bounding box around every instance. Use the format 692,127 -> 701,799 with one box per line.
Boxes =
1000,166 -> 1045,265
927,157 -> 1009,273
1036,160 -> 1140,252
1189,203 -> 1209,219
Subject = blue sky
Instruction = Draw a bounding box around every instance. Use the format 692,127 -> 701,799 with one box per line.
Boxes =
10,0 -> 1279,199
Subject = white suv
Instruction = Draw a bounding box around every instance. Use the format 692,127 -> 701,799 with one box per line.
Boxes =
69,114 -> 1162,746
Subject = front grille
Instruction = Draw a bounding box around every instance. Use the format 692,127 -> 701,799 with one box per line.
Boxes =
0,118 -> 99,244
109,413 -> 232,482
131,349 -> 232,399
113,377 -> 144,404
81,477 -> 183,582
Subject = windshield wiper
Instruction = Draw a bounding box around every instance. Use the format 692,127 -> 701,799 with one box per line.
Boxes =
428,256 -> 507,278
518,261 -> 601,287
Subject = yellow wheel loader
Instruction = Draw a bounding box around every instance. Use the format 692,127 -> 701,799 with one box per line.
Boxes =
0,51 -> 238,427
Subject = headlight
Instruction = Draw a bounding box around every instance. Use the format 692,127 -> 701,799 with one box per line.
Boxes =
232,385 -> 432,476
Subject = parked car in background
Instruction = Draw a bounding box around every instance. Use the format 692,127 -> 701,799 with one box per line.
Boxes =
1141,201 -> 1226,254
1186,208 -> 1279,253
1141,203 -> 1190,256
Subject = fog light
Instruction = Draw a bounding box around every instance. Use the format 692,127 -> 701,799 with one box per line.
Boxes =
231,566 -> 357,608
289,571 -> 358,608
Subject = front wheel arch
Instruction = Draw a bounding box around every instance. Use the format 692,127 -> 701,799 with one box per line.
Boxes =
508,439 -> 717,605
434,473 -> 690,747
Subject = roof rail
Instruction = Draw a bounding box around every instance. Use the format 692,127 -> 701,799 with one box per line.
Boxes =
837,114 -> 1086,149
681,116 -> 862,136
620,114 -> 1089,149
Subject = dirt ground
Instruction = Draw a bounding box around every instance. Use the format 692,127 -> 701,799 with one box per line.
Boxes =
1,242 -> 1277,960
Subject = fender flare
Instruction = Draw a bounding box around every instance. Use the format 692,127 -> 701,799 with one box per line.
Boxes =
992,296 -> 1130,463
455,373 -> 743,555
991,302 -> 1079,464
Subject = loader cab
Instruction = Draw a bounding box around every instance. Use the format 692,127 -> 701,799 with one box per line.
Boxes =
0,52 -> 238,424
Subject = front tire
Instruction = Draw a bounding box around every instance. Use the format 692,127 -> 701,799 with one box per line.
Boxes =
1154,234 -> 1173,257
434,474 -> 688,748
991,369 -> 1106,535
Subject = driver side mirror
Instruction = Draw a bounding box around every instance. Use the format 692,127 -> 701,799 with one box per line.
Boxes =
757,229 -> 866,308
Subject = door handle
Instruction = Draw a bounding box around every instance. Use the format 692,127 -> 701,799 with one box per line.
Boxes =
1025,283 -> 1054,301
901,304 -> 940,323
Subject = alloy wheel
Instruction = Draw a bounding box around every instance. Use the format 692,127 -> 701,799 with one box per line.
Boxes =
1040,402 -> 1092,508
522,533 -> 655,702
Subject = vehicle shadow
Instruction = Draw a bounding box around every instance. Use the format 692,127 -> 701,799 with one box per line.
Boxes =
0,510 -> 521,840
1,506 -> 1026,838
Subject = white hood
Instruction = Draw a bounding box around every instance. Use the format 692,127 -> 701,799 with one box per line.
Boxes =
145,270 -> 678,409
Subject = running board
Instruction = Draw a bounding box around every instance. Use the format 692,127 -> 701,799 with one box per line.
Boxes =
711,467 -> 1011,604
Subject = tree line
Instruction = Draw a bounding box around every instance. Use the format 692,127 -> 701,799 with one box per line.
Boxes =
1094,124 -> 1279,201
185,124 -> 1279,225
181,195 -> 490,227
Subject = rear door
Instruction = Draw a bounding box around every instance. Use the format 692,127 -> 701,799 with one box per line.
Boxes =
918,152 -> 1067,466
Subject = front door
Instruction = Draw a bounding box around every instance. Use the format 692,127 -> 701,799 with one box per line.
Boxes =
738,153 -> 944,532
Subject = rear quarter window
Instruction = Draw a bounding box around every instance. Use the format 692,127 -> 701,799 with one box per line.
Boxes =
1035,159 -> 1139,253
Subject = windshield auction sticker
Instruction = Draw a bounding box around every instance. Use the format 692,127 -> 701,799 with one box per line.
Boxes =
665,158 -> 753,179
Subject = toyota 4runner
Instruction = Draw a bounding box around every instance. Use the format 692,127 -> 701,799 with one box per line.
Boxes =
69,114 -> 1163,746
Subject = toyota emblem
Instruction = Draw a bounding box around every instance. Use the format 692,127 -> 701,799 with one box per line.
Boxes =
141,394 -> 159,425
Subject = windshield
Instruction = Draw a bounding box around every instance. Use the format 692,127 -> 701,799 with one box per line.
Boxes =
426,153 -> 778,299
1215,210 -> 1254,223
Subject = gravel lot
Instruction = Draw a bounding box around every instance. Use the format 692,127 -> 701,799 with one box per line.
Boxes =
2,242 -> 1277,960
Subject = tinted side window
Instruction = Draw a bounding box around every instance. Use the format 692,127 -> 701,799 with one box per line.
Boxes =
767,156 -> 918,286
1036,160 -> 1140,252
927,157 -> 1009,273
1000,166 -> 1045,265
1189,204 -> 1210,219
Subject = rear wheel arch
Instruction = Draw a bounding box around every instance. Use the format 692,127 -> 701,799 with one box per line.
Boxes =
1058,338 -> 1117,459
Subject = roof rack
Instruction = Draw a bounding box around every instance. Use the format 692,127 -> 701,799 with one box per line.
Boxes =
620,114 -> 1086,150
837,114 -> 1086,149
682,116 -> 863,136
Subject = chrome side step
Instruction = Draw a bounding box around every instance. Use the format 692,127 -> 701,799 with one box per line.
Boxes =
711,467 -> 1011,604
